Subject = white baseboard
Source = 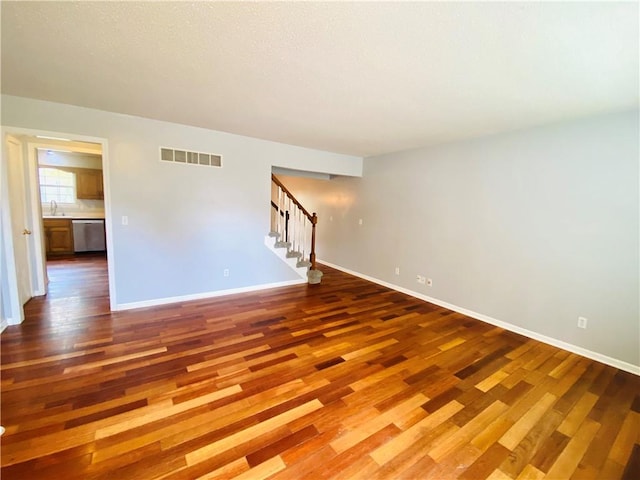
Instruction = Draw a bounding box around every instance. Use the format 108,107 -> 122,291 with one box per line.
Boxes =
0,313 -> 22,332
114,279 -> 306,311
318,260 -> 640,376
6,315 -> 22,327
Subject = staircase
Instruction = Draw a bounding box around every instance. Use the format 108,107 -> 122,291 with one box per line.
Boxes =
265,174 -> 323,284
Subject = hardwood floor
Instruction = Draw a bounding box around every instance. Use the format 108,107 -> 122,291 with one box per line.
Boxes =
1,256 -> 638,479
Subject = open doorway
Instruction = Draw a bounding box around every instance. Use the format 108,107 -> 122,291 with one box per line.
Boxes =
36,138 -> 108,312
1,130 -> 113,329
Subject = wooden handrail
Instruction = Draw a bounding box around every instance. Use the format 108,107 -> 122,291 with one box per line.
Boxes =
271,174 -> 313,221
270,201 -> 285,215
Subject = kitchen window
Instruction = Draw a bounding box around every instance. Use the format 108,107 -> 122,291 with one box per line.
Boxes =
39,167 -> 76,203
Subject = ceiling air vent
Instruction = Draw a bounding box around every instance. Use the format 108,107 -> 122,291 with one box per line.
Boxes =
160,148 -> 222,167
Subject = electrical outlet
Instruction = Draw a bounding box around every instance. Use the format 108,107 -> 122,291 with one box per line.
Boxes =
577,316 -> 588,329
426,278 -> 433,287
395,267 -> 400,275
223,269 -> 230,277
417,275 -> 426,284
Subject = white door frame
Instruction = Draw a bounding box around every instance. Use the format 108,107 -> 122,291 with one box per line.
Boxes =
0,126 -> 116,327
6,135 -> 35,308
24,140 -> 47,296
24,138 -> 103,296
0,139 -> 22,327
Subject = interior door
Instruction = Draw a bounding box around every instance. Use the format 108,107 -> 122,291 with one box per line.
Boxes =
6,136 -> 32,307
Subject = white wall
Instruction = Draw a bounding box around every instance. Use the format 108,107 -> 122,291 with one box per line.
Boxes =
281,110 -> 640,370
1,95 -> 362,307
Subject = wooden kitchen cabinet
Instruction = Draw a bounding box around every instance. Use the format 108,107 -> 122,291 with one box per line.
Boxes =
43,219 -> 74,256
76,169 -> 104,200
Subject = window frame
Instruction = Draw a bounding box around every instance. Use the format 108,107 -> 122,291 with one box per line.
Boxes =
38,167 -> 77,205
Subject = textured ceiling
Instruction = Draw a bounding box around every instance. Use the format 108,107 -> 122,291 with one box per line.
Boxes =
2,1 -> 638,157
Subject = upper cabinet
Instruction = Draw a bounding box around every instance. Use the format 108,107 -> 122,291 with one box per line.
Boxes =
76,169 -> 104,200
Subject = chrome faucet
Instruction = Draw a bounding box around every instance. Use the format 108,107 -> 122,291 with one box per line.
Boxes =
50,199 -> 58,216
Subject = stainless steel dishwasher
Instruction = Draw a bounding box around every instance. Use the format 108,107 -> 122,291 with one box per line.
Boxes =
72,219 -> 106,252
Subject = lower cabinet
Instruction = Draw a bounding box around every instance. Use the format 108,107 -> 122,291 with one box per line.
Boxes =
43,219 -> 74,256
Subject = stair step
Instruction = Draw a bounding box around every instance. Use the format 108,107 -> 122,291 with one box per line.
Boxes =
286,251 -> 302,259
265,235 -> 308,282
274,241 -> 291,249
296,259 -> 312,268
268,231 -> 280,238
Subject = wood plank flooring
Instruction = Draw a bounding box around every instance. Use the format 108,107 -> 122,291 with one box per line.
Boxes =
1,255 -> 638,479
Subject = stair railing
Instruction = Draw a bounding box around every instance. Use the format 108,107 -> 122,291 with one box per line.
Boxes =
270,174 -> 318,271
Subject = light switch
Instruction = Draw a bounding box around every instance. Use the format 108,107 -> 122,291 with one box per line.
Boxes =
122,215 -> 128,226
